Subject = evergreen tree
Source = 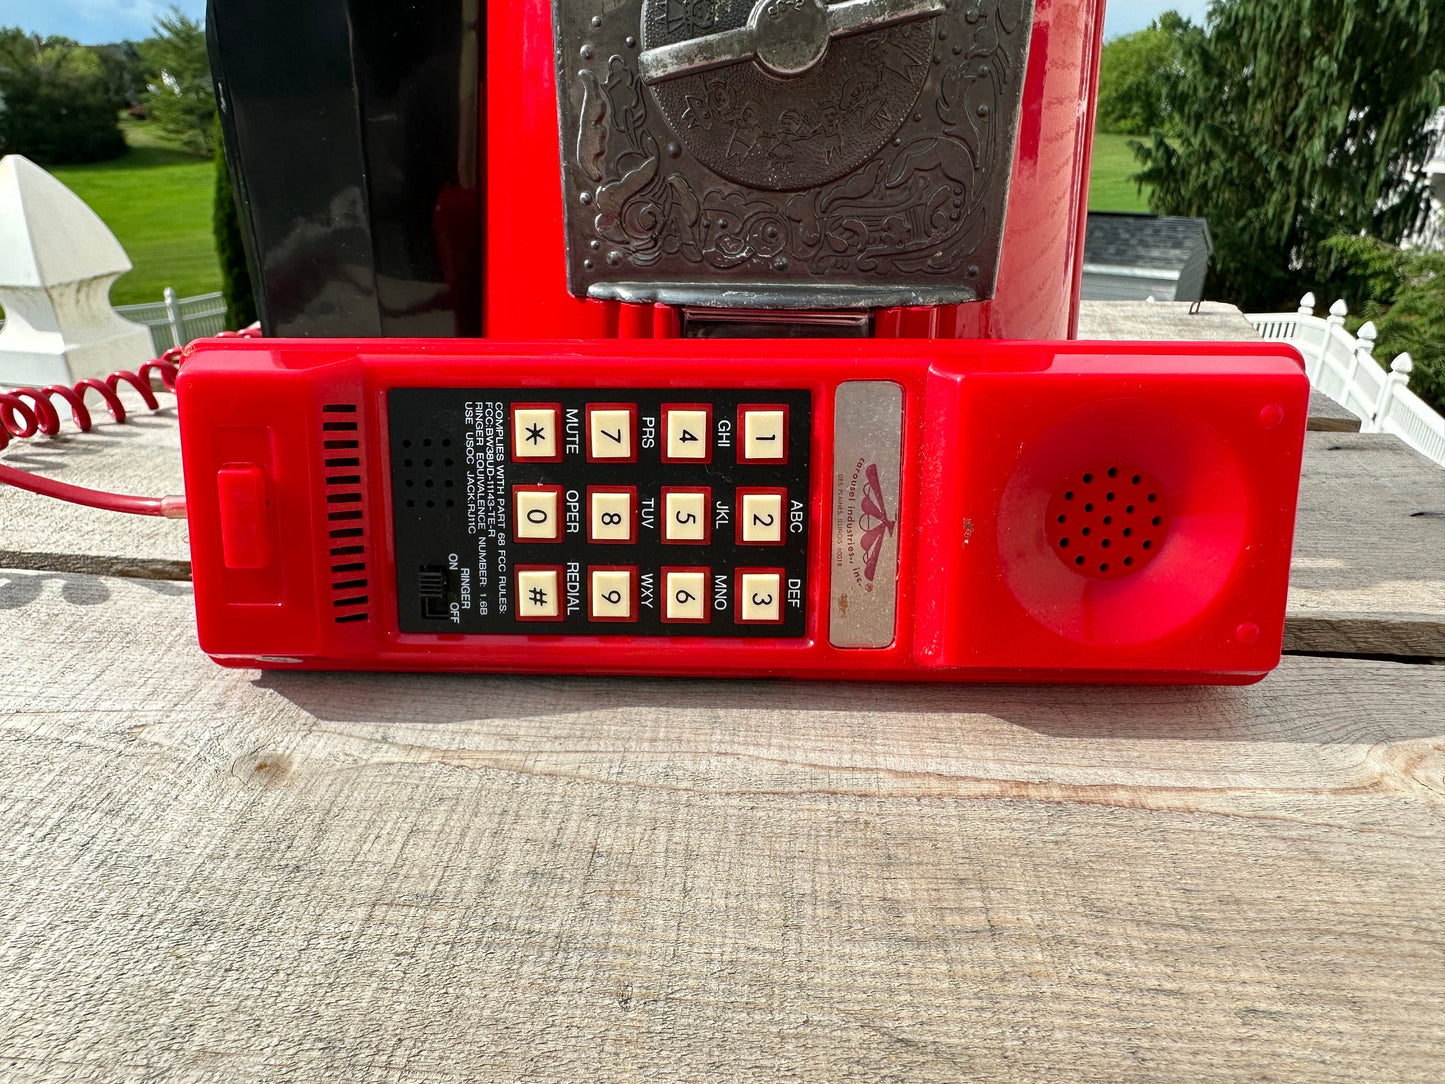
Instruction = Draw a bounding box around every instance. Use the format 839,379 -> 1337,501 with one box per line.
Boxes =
141,8 -> 215,155
213,116 -> 257,330
1132,0 -> 1445,310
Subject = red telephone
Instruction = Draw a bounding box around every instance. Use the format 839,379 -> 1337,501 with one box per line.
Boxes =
174,336 -> 1307,683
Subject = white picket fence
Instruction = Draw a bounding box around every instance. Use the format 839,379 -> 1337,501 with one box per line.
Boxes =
1247,293 -> 1445,468
115,288 -> 228,354
0,288 -> 227,357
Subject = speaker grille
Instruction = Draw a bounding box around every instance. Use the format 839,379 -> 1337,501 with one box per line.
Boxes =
320,404 -> 371,624
1047,465 -> 1170,580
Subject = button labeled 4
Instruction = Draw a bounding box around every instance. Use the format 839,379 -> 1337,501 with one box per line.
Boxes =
662,404 -> 712,462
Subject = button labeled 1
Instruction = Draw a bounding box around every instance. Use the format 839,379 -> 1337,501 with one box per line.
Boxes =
736,569 -> 784,624
739,405 -> 788,463
661,487 -> 711,544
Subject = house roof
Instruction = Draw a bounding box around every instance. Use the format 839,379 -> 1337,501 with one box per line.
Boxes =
1084,212 -> 1213,273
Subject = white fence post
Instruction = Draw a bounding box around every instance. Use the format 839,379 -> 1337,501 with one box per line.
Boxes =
163,286 -> 184,350
1367,353 -> 1413,433
1313,299 -> 1347,384
1297,292 -> 1315,315
1345,320 -> 1376,390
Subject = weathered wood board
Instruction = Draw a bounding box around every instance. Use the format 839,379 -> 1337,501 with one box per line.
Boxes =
0,570 -> 1441,1083
1076,299 -> 1263,342
1288,433 -> 1445,658
0,397 -> 189,578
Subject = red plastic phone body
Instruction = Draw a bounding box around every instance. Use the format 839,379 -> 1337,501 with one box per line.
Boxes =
177,337 -> 1308,683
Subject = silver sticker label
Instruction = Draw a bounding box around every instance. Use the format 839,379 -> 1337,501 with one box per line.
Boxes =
830,381 -> 904,648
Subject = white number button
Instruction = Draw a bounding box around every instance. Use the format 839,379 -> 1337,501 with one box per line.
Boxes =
664,570 -> 708,622
516,568 -> 560,620
662,489 -> 709,543
512,407 -> 559,459
739,490 -> 784,544
590,568 -> 634,621
589,489 -> 634,542
514,487 -> 561,541
738,571 -> 782,624
588,407 -> 634,459
665,408 -> 710,460
740,408 -> 786,462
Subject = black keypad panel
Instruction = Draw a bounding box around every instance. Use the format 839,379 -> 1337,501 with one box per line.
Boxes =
390,388 -> 811,636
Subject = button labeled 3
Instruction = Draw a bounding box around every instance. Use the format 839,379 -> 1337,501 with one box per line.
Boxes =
737,569 -> 784,624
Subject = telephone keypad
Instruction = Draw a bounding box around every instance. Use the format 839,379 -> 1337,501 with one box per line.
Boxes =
390,388 -> 810,637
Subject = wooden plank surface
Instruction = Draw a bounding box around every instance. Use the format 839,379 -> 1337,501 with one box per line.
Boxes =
0,396 -> 189,578
1077,299 -> 1263,341
1306,389 -> 1362,432
0,569 -> 1441,1083
1288,433 -> 1445,659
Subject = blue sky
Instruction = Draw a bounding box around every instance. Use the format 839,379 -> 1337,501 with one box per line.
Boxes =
3,0 -> 1210,45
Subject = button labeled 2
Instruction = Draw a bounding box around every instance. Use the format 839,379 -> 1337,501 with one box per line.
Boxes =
737,488 -> 786,545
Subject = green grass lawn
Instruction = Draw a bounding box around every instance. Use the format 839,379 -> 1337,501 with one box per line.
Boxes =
46,120 -> 222,306
1088,130 -> 1152,213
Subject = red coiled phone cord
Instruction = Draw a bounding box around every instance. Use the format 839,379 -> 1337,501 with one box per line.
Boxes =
0,331 -> 256,517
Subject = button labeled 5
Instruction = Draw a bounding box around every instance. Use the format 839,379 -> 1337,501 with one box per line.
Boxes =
661,487 -> 711,544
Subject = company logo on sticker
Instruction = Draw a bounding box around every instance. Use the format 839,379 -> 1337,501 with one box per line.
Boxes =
841,458 -> 896,591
